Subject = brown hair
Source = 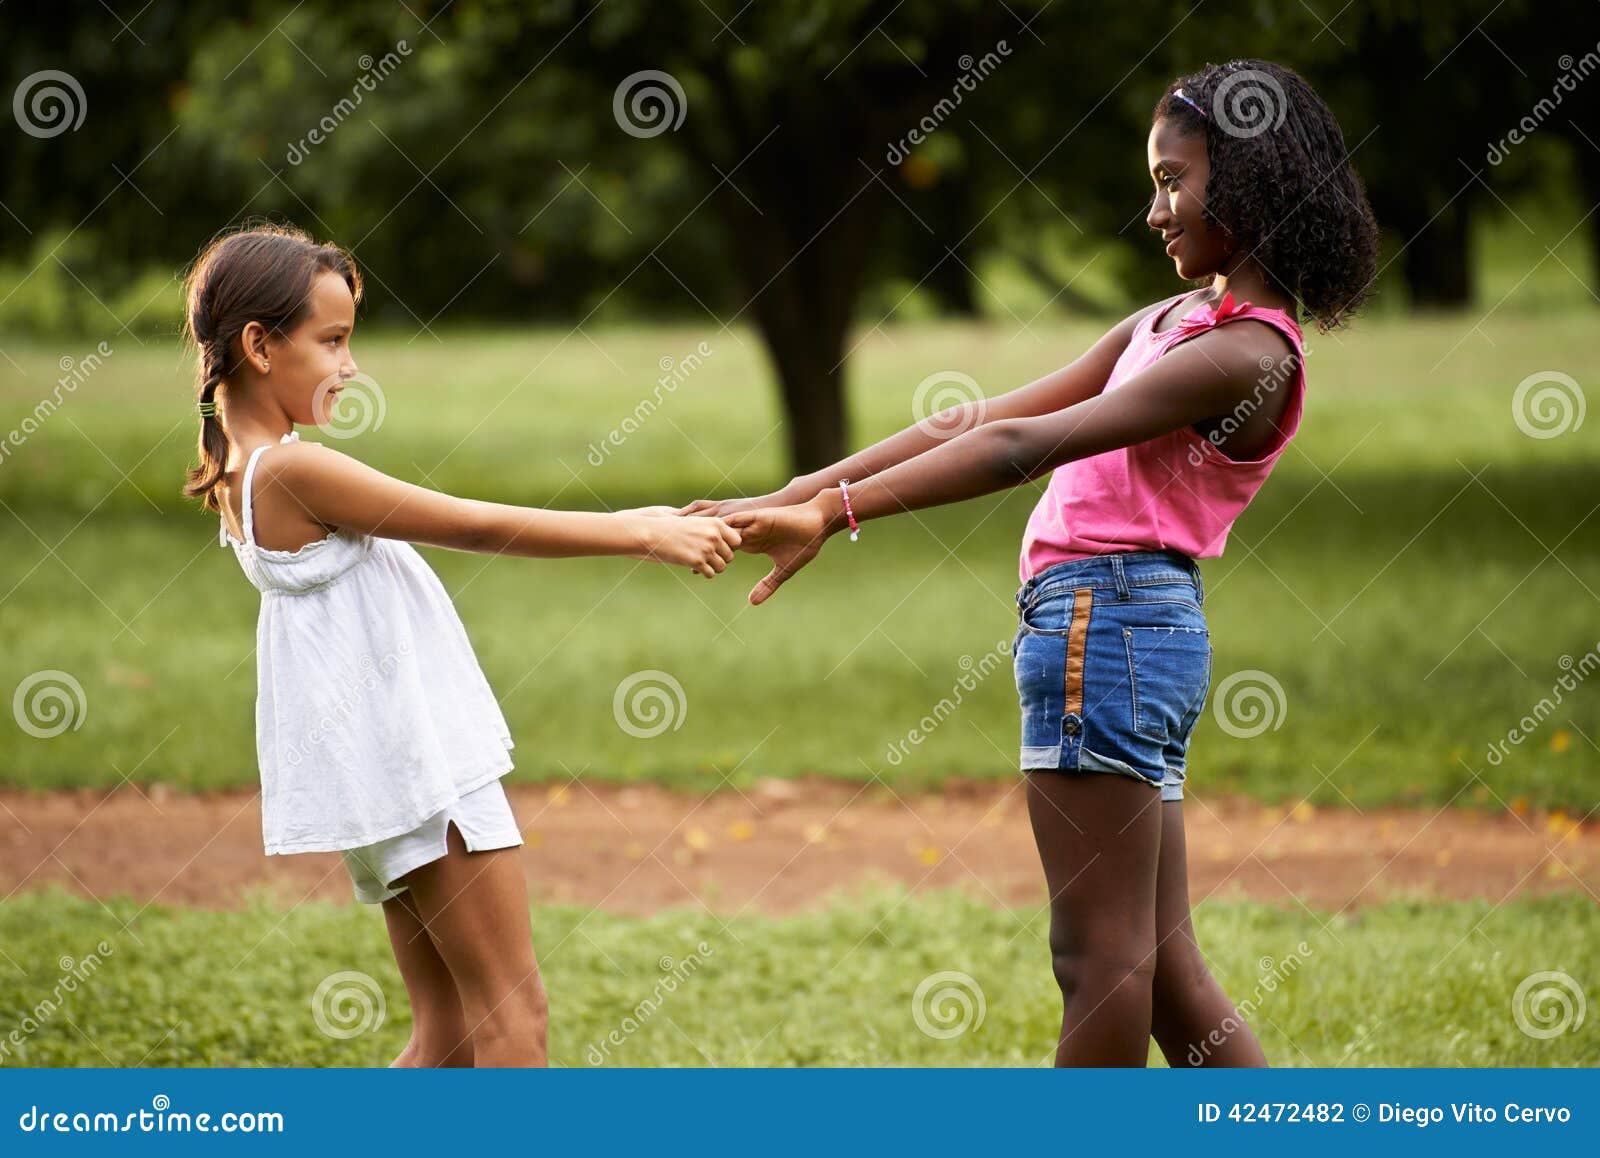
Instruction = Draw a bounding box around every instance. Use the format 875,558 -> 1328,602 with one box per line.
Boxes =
181,223 -> 362,512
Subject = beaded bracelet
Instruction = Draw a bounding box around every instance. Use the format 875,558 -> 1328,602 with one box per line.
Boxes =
839,479 -> 860,541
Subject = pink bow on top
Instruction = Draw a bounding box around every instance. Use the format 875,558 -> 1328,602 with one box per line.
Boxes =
1169,290 -> 1251,335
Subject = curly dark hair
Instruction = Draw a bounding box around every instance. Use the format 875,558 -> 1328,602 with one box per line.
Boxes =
1156,59 -> 1379,331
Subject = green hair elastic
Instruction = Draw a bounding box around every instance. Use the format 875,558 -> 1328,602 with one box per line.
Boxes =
197,399 -> 218,418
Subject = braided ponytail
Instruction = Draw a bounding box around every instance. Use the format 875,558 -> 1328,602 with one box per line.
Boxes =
180,224 -> 362,514
185,339 -> 232,513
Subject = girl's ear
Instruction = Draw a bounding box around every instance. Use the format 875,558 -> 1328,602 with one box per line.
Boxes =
239,320 -> 272,374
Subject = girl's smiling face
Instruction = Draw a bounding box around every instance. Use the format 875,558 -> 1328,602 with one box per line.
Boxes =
1146,117 -> 1232,281
241,270 -> 360,427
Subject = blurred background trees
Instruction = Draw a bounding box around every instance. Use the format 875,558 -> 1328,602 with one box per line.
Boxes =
3,0 -> 1593,470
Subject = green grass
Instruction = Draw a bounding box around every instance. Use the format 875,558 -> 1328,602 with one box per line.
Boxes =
1,890 -> 1595,1068
1,309 -> 1597,807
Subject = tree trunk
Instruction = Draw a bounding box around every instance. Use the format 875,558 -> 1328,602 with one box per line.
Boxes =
707,119 -> 887,475
1575,132 -> 1600,304
1402,199 -> 1473,308
766,327 -> 850,474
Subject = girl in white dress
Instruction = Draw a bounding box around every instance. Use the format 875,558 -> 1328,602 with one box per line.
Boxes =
183,225 -> 739,1067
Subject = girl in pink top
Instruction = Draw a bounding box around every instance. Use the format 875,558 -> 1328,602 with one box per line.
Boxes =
688,59 -> 1378,1067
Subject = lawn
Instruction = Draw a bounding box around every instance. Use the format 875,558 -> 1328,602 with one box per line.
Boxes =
1,890 -> 1594,1068
1,309 -> 1596,808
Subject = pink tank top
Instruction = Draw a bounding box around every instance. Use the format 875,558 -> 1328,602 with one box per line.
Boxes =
1019,290 -> 1306,581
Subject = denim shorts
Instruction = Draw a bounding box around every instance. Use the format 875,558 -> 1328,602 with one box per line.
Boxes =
1013,550 -> 1211,801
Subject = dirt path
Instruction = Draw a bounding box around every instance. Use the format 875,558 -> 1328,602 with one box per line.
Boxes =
2,779 -> 1595,915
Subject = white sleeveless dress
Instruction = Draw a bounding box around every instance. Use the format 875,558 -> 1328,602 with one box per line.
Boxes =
220,431 -> 514,855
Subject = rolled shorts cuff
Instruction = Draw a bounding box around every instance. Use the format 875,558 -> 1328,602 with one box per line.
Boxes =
1022,744 -> 1183,800
342,778 -> 523,905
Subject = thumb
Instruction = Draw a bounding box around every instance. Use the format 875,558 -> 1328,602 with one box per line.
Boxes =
748,565 -> 788,606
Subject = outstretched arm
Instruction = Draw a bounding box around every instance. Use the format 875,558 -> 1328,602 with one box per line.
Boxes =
728,326 -> 1268,604
680,304 -> 1159,516
259,445 -> 740,577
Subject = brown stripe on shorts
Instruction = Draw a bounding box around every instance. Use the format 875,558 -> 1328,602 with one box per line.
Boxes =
1063,587 -> 1093,717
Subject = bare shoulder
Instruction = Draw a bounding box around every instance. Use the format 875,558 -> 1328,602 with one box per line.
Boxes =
258,437 -> 361,486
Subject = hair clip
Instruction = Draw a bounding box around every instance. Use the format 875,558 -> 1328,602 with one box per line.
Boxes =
197,399 -> 218,418
1171,87 -> 1209,120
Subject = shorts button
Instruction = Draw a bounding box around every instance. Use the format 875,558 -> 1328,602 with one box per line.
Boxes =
1063,717 -> 1082,735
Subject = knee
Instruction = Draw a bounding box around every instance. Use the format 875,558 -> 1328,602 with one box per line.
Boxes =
469,973 -> 548,1036
1049,940 -> 1157,1003
1152,938 -> 1214,1004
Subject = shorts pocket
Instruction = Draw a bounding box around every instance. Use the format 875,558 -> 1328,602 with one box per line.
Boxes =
1123,624 -> 1211,742
1016,587 -> 1077,636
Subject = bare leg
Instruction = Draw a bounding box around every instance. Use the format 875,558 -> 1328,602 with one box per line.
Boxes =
380,892 -> 473,1067
397,822 -> 548,1067
1149,800 -> 1269,1067
1025,771 -> 1164,1066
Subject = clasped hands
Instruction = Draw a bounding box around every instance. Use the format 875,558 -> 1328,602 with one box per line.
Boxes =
621,486 -> 844,603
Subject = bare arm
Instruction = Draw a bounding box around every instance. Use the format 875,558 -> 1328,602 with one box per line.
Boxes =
260,444 -> 740,576
727,325 -> 1269,604
680,304 -> 1159,515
